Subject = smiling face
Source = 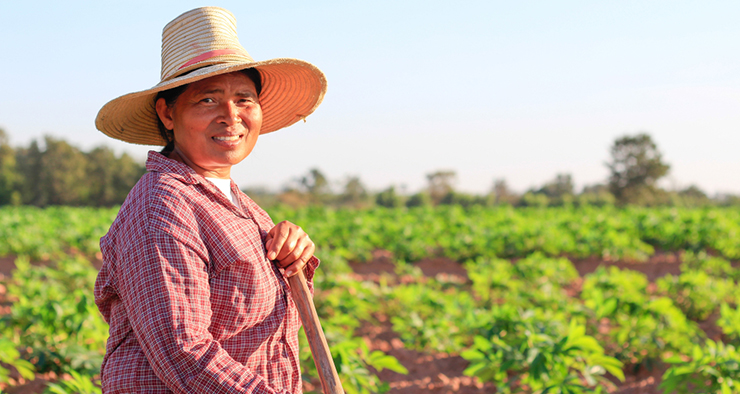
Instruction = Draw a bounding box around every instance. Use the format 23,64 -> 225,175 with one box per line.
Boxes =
155,71 -> 262,179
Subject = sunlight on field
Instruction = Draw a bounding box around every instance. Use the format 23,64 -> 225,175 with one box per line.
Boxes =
1,205 -> 739,393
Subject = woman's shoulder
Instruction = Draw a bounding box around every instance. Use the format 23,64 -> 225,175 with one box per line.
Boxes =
112,172 -> 200,233
122,171 -> 187,207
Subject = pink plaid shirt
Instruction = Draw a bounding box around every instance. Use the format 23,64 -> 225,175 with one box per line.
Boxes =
95,151 -> 318,394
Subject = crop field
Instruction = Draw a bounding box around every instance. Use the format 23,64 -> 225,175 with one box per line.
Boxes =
1,205 -> 740,393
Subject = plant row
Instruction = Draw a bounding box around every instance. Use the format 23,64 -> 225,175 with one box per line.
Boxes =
2,205 -> 738,263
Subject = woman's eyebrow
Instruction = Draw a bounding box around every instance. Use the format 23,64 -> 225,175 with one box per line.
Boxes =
195,87 -> 224,95
236,91 -> 258,99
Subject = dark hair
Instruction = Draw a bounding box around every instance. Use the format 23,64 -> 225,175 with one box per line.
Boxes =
155,68 -> 263,156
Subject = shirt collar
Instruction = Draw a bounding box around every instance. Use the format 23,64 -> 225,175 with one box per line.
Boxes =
145,150 -> 204,185
146,150 -> 250,219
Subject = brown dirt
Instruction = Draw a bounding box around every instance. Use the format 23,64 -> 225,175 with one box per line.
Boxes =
357,318 -> 495,393
571,251 -> 682,282
0,255 -> 17,277
1,377 -> 51,394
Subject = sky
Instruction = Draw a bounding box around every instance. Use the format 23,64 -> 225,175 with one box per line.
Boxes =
1,1 -> 739,196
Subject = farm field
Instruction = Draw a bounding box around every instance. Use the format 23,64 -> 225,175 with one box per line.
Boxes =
1,205 -> 740,393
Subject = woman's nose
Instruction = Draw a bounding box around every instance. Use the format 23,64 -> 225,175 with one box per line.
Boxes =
221,101 -> 241,125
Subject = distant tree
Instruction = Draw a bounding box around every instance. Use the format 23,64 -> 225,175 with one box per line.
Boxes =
519,192 -> 549,208
717,193 -> 740,207
439,191 -> 489,208
606,133 -> 670,205
2,134 -> 145,206
406,191 -> 432,208
538,173 -> 574,198
491,178 -> 518,205
0,129 -> 20,205
376,186 -> 403,208
87,147 -> 145,206
672,185 -> 711,207
15,140 -> 44,205
678,185 -> 708,199
277,188 -> 309,208
339,176 -> 369,208
536,173 -> 575,206
243,186 -> 279,208
39,137 -> 89,205
426,170 -> 456,204
300,168 -> 331,204
112,152 -> 146,203
86,147 -> 118,206
577,184 -> 616,207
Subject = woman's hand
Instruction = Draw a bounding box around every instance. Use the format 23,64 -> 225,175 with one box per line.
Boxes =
265,221 -> 316,277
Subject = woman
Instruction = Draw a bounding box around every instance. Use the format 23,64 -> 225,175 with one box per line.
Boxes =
94,7 -> 327,393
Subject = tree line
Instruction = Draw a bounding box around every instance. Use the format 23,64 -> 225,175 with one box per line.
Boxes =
0,129 -> 145,206
0,129 -> 736,208
250,133 -> 738,209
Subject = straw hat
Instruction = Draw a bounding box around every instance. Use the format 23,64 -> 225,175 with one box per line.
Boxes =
96,7 -> 327,146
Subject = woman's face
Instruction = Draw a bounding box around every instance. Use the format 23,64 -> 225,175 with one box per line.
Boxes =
156,71 -> 262,178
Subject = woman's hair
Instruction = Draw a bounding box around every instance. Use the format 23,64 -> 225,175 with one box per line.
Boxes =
156,68 -> 263,156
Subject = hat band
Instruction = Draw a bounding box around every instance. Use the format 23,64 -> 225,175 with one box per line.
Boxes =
178,48 -> 249,70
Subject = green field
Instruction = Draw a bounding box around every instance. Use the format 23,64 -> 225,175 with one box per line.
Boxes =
1,205 -> 739,393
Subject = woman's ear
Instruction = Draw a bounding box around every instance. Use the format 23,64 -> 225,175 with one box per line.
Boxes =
155,98 -> 175,131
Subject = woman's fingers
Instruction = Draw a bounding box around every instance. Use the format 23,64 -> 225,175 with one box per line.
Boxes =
266,221 -> 315,276
266,221 -> 293,260
285,238 -> 316,277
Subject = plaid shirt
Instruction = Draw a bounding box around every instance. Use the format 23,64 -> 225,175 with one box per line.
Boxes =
94,151 -> 317,394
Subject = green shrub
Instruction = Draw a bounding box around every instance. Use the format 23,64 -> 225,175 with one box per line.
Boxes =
656,270 -> 735,321
387,281 -> 478,352
581,266 -> 649,318
719,303 -> 740,346
462,319 -> 623,394
466,254 -> 579,311
2,256 -> 108,375
681,251 -> 739,281
0,337 -> 34,385
581,267 -> 702,366
660,340 -> 740,394
43,370 -> 101,394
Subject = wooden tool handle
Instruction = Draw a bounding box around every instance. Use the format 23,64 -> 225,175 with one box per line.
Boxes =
288,270 -> 344,394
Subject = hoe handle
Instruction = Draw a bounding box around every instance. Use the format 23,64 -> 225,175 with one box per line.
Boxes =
288,270 -> 344,394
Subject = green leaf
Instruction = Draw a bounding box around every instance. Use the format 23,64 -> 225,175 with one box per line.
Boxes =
692,345 -> 704,361
460,349 -> 485,361
463,362 -> 487,377
473,335 -> 491,350
367,351 -> 408,374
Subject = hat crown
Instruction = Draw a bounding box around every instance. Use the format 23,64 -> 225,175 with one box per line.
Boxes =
160,7 -> 254,81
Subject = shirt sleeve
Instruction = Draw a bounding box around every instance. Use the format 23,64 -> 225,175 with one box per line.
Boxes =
114,210 -> 291,394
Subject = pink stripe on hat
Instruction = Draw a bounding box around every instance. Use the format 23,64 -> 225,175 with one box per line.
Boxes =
179,49 -> 247,70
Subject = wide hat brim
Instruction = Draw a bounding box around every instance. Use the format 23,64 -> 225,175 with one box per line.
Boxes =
96,58 -> 327,146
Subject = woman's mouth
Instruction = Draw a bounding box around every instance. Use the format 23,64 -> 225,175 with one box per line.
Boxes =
213,135 -> 240,142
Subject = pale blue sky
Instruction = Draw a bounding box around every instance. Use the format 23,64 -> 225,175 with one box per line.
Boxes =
1,1 -> 739,195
